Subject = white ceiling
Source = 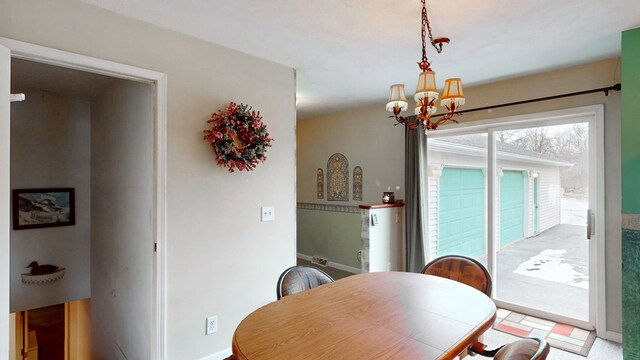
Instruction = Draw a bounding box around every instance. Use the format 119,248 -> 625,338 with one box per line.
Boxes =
82,0 -> 640,120
11,58 -> 115,101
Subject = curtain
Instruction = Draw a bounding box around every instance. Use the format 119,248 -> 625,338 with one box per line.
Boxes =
404,126 -> 428,273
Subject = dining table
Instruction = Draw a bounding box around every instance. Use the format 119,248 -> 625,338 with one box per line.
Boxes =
232,271 -> 496,360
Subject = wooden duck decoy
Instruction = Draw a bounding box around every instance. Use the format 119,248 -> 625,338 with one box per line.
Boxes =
26,261 -> 59,275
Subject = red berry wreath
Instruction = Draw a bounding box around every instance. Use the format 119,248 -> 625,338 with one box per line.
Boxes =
203,102 -> 274,172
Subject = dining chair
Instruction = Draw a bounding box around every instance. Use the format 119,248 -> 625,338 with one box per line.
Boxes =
276,265 -> 334,300
421,254 -> 492,296
471,337 -> 550,360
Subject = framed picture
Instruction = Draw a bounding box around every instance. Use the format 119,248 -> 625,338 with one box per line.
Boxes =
12,188 -> 75,230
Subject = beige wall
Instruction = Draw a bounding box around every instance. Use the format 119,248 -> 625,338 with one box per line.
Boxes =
296,107 -> 406,271
298,58 -> 622,334
1,0 -> 297,358
91,79 -> 153,359
297,106 -> 406,205
10,91 -> 91,312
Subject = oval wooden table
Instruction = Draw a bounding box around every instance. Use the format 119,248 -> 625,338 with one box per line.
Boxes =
232,271 -> 496,360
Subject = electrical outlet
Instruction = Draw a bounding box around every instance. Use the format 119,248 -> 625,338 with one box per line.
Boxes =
206,315 -> 218,335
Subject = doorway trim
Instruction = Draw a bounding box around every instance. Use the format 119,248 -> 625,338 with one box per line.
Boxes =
428,104 -> 606,336
0,37 -> 168,359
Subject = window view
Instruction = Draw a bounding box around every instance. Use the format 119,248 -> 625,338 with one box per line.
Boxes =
427,134 -> 488,260
427,122 -> 590,322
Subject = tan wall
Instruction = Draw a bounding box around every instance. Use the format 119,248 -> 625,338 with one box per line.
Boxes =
0,0 -> 297,358
298,58 -> 622,333
91,79 -> 153,359
10,92 -> 92,313
297,106 -> 406,205
296,107 -> 405,272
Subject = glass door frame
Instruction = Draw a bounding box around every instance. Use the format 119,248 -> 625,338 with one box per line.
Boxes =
425,105 -> 606,336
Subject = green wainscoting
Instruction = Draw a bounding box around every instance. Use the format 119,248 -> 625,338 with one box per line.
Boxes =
438,168 -> 485,257
623,229 -> 640,359
622,27 -> 640,359
622,28 -> 640,215
296,208 -> 361,269
500,170 -> 525,246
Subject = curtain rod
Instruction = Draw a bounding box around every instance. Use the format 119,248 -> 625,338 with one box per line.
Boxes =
431,83 -> 621,118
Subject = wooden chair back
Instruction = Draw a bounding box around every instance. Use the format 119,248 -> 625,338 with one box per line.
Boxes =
494,337 -> 550,360
422,255 -> 492,296
276,265 -> 334,300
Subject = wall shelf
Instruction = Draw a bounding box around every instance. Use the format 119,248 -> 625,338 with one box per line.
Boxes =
21,268 -> 65,284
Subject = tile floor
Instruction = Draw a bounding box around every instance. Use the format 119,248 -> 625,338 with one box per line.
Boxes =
493,308 -> 605,357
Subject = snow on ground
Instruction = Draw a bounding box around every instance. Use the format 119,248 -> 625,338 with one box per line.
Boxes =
513,249 -> 588,289
561,196 -> 588,226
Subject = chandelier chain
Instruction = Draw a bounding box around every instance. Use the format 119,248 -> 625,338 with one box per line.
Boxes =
420,0 -> 444,71
420,0 -> 428,67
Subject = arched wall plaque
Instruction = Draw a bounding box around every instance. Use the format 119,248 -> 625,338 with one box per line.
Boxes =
316,168 -> 324,199
353,166 -> 363,201
327,153 -> 349,201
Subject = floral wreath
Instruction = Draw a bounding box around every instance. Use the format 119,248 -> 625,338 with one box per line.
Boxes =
203,102 -> 274,172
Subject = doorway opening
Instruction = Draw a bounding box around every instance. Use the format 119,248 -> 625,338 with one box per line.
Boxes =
11,300 -> 90,360
2,37 -> 167,360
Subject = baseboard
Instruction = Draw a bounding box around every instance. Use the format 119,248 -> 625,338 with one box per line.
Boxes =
199,348 -> 232,360
297,253 -> 361,274
605,331 -> 622,343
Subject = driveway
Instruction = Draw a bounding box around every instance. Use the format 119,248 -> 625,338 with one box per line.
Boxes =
492,224 -> 589,321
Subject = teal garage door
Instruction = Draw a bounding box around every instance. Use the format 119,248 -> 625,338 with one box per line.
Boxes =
438,168 -> 485,257
500,170 -> 525,246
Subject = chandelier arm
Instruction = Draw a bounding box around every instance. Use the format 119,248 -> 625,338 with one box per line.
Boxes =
391,113 -> 421,130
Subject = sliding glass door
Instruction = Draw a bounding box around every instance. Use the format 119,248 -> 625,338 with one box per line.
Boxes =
493,123 -> 590,323
425,108 -> 603,331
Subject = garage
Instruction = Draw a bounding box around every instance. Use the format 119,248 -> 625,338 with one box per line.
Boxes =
500,170 -> 525,245
438,167 -> 485,257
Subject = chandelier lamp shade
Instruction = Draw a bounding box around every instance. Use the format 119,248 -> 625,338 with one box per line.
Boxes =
386,0 -> 465,133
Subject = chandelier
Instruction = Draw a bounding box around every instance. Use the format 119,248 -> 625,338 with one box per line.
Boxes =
386,0 -> 465,133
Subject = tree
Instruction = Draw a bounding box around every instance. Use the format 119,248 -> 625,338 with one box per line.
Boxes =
498,124 -> 588,194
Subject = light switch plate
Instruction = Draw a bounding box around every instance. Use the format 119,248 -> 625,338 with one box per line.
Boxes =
261,206 -> 275,222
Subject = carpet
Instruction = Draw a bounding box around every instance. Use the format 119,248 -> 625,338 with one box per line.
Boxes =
493,308 -> 597,357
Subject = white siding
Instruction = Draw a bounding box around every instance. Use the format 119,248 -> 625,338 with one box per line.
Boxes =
427,175 -> 440,260
496,175 -> 501,249
526,175 -> 535,237
537,166 -> 562,232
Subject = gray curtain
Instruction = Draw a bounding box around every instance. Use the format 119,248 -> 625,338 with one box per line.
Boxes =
405,125 -> 428,273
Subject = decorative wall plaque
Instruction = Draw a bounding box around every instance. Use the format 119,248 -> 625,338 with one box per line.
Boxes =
327,153 -> 349,201
316,168 -> 324,199
353,166 -> 363,201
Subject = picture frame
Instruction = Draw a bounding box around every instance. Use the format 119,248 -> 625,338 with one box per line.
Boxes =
12,188 -> 76,230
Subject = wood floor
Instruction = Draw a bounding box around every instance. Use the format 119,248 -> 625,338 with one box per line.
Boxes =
297,260 -> 623,359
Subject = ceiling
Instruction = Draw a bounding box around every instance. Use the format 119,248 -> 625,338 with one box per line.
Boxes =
11,58 -> 115,101
82,0 -> 640,120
